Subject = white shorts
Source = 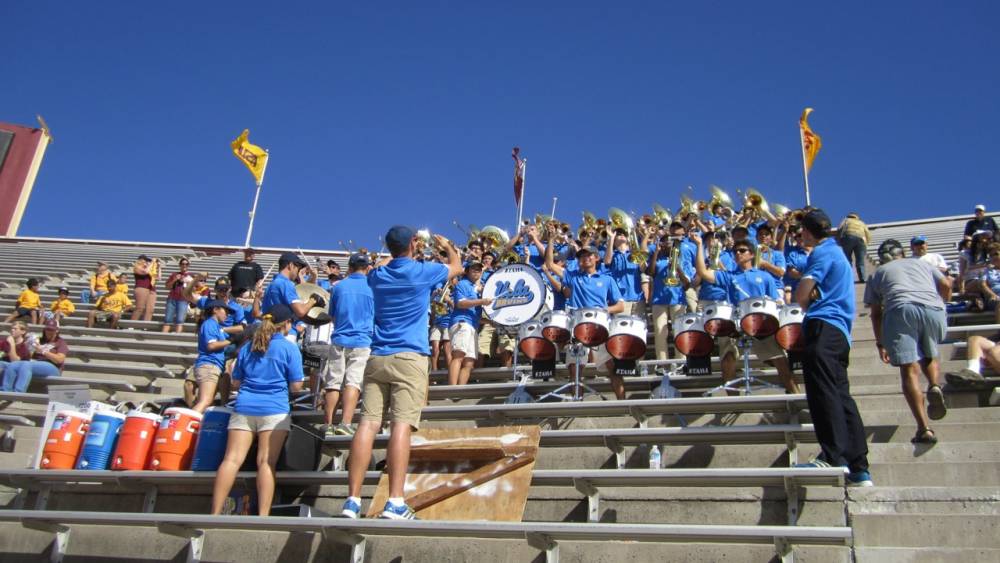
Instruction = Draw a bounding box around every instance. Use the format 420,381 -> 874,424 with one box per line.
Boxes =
229,412 -> 290,432
322,345 -> 370,391
449,322 -> 478,359
429,325 -> 450,342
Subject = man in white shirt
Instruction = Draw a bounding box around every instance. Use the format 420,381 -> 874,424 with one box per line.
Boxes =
910,236 -> 948,273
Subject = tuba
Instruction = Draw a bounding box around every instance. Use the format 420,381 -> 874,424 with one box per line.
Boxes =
652,203 -> 672,227
609,207 -> 649,267
708,185 -> 735,214
480,225 -> 519,263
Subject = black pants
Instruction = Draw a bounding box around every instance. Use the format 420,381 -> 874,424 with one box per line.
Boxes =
802,319 -> 869,473
838,235 -> 867,282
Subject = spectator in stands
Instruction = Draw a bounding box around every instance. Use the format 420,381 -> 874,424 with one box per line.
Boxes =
909,236 -> 948,273
0,321 -> 30,372
963,204 -> 998,240
87,279 -> 133,329
131,255 -> 159,322
49,287 -> 75,322
1,318 -> 68,393
946,334 -> 1000,385
958,232 -> 991,297
190,300 -> 234,413
865,239 -> 951,444
836,213 -> 870,283
229,248 -> 265,294
210,304 -> 303,517
162,259 -> 193,333
5,278 -> 42,325
83,262 -> 115,303
971,244 -> 1000,325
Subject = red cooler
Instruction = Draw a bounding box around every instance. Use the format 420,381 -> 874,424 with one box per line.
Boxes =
148,407 -> 202,471
111,411 -> 162,471
41,411 -> 91,469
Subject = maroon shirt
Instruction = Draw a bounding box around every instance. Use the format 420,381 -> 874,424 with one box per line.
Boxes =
0,339 -> 30,362
166,272 -> 190,301
33,337 -> 69,369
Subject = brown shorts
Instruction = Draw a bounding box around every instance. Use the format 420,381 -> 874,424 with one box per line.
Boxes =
360,352 -> 429,430
192,364 -> 222,384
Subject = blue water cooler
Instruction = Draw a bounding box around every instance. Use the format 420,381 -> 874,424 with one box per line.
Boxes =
76,411 -> 127,470
191,407 -> 232,471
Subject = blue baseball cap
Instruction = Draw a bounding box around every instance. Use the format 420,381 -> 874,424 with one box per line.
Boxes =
203,299 -> 234,315
385,226 -> 415,252
263,303 -> 293,324
910,235 -> 927,245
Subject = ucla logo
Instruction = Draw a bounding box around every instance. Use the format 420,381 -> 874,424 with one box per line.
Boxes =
493,279 -> 535,310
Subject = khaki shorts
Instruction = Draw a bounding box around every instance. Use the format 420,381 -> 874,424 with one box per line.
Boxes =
228,412 -> 291,432
621,300 -> 647,319
361,352 -> 429,430
449,322 -> 478,359
322,345 -> 370,391
478,322 -> 495,356
429,325 -> 450,342
496,331 -> 515,354
193,364 -> 222,384
718,335 -> 785,361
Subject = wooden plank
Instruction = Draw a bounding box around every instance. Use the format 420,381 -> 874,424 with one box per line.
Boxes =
409,445 -> 506,462
406,453 -> 535,512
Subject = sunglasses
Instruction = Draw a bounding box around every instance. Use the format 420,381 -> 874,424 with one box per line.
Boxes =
735,248 -> 752,254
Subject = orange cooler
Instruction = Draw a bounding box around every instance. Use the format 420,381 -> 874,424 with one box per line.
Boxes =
111,411 -> 162,471
148,407 -> 202,470
41,411 -> 91,469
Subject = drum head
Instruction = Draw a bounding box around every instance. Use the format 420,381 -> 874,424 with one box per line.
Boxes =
482,264 -> 548,327
542,326 -> 571,345
703,318 -> 736,337
675,331 -> 714,357
740,314 -> 779,338
776,324 -> 805,351
606,335 -> 646,360
519,337 -> 556,361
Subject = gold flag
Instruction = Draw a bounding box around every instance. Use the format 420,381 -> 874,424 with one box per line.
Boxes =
231,129 -> 268,183
799,108 -> 822,172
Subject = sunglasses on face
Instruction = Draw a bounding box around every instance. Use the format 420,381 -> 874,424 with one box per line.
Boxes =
735,248 -> 751,254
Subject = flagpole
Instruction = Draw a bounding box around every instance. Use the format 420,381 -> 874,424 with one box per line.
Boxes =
243,149 -> 269,248
799,127 -> 811,207
515,158 -> 527,232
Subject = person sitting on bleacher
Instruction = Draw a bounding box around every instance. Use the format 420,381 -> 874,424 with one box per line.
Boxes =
1,318 -> 68,393
4,278 -> 42,325
86,279 -> 133,329
963,204 -> 998,240
0,321 -> 30,373
184,276 -> 246,343
946,333 -> 1000,386
958,232 -> 992,299
909,236 -> 948,274
971,244 -> 1000,326
84,262 -> 115,303
189,300 -> 235,413
49,287 -> 75,322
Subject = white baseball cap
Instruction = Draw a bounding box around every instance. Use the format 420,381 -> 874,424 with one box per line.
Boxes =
975,204 -> 986,211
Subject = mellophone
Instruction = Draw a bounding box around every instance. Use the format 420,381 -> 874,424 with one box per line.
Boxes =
517,307 -> 648,362
673,298 -> 806,357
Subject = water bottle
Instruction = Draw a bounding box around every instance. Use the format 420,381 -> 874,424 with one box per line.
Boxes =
649,445 -> 661,469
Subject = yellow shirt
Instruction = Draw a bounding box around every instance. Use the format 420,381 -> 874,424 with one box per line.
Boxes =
91,272 -> 114,292
51,298 -> 76,315
96,292 -> 133,313
16,289 -> 41,310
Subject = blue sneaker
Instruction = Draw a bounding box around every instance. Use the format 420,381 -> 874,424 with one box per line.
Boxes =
847,470 -> 874,487
794,458 -> 833,469
340,498 -> 361,519
380,501 -> 418,520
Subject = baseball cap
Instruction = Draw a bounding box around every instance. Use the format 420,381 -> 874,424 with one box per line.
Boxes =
203,299 -> 235,315
58,286 -> 70,294
385,225 -> 416,252
975,204 -> 986,212
43,318 -> 60,330
278,252 -> 307,268
910,235 -> 927,245
465,261 -> 484,271
137,254 -> 152,262
215,277 -> 231,289
263,303 -> 293,324
801,209 -> 832,237
348,253 -> 370,268
576,245 -> 600,257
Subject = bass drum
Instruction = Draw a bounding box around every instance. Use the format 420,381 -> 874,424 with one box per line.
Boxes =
606,315 -> 647,360
572,307 -> 611,346
737,297 -> 780,338
518,321 -> 556,361
672,313 -> 714,357
482,264 -> 547,327
702,301 -> 736,337
540,310 -> 572,345
776,304 -> 806,351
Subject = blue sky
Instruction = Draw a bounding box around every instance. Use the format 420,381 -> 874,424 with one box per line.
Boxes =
5,1 -> 998,250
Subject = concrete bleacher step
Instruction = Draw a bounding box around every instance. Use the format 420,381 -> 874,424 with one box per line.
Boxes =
851,514 -> 1000,549
853,547 -> 1000,563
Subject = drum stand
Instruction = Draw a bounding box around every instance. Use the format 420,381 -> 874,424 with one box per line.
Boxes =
538,340 -> 603,402
705,333 -> 781,396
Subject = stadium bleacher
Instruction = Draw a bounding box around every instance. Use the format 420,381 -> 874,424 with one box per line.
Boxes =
0,226 -> 997,562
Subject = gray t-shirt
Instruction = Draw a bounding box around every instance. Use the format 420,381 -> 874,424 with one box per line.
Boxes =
864,258 -> 945,311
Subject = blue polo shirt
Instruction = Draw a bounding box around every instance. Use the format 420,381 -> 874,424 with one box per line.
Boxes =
679,239 -> 697,279
564,269 -> 623,309
651,258 -> 686,305
747,219 -> 768,241
261,273 -> 301,315
606,249 -> 643,302
802,237 -> 856,342
758,245 -> 787,284
369,257 -> 450,356
513,243 -> 545,269
783,245 -> 809,291
713,267 -> 781,304
329,273 -> 374,349
450,277 -> 481,328
195,296 -> 245,328
698,252 -> 737,302
231,334 -> 304,416
433,309 -> 452,329
546,272 -> 567,311
195,317 -> 227,369
710,215 -> 727,228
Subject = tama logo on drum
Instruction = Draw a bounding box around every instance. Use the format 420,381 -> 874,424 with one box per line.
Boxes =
492,279 -> 535,309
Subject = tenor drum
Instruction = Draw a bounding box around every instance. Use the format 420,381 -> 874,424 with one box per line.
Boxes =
672,313 -> 714,357
303,322 -> 333,356
738,297 -> 781,338
572,307 -> 611,346
518,321 -> 556,360
702,301 -> 737,337
606,315 -> 648,360
776,304 -> 806,351
540,310 -> 572,345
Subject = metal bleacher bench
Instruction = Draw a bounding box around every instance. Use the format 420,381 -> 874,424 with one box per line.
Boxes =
0,391 -> 49,405
27,375 -> 136,397
0,508 -> 851,563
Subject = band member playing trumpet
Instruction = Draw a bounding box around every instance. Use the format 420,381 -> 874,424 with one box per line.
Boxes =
544,226 -> 626,399
448,262 -> 491,385
692,233 -> 799,394
602,224 -> 647,318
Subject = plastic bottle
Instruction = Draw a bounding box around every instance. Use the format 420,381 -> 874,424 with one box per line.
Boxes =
649,445 -> 661,469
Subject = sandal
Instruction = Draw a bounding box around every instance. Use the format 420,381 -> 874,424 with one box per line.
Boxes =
911,428 -> 937,444
926,385 -> 947,421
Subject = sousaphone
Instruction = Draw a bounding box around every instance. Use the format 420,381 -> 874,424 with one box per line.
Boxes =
295,282 -> 333,326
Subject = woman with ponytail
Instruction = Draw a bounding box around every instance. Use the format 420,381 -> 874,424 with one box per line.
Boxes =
210,304 -> 304,516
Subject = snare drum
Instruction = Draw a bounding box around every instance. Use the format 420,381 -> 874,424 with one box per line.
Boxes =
775,304 -> 806,351
518,321 -> 556,360
540,310 -> 572,345
303,322 -> 333,356
606,315 -> 648,360
672,313 -> 715,357
737,297 -> 780,338
571,307 -> 611,346
702,301 -> 737,337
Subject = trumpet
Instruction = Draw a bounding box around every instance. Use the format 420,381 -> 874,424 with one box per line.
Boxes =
742,188 -> 777,222
708,239 -> 724,270
666,243 -> 682,287
609,207 -> 649,267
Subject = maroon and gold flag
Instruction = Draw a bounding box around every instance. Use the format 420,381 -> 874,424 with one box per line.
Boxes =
799,108 -> 822,172
512,146 -> 525,207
